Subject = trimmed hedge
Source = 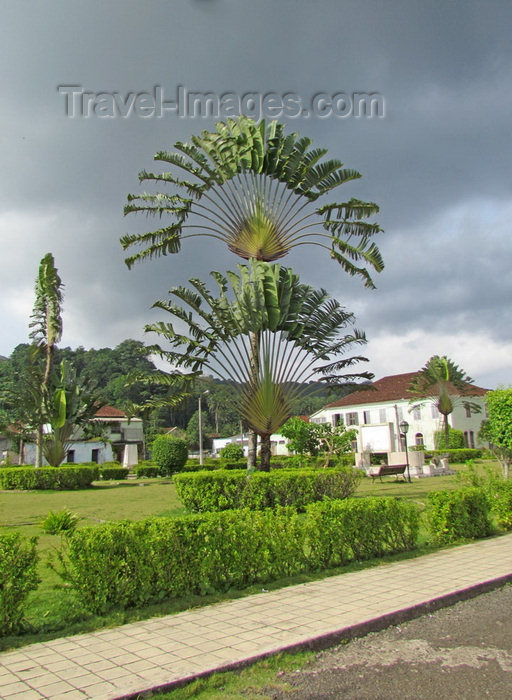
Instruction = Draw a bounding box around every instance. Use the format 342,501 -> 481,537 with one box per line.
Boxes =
99,467 -> 129,481
173,467 -> 363,512
0,466 -> 100,490
0,532 -> 40,634
426,488 -> 493,544
152,436 -> 188,475
488,481 -> 512,530
423,448 -> 483,462
59,497 -> 419,614
134,464 -> 161,478
305,497 -> 420,569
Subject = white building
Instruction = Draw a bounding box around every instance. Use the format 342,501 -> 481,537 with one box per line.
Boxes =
310,372 -> 488,454
22,405 -> 144,467
212,432 -> 290,457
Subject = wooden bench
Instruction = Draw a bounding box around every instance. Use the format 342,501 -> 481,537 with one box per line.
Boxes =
369,464 -> 407,482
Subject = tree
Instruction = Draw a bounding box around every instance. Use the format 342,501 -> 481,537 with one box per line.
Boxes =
408,355 -> 481,447
142,260 -> 372,470
151,435 -> 188,475
482,388 -> 512,478
280,416 -> 320,462
313,422 -> 357,467
122,116 -> 383,468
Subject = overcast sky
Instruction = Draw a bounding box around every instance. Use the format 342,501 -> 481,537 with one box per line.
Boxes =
1,0 -> 511,389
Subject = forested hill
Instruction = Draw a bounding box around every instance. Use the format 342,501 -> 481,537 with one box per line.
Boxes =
0,339 -> 356,439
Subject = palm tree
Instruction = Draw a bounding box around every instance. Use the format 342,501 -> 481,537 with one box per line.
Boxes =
28,253 -> 63,466
408,355 -> 481,447
122,117 -> 383,467
141,260 -> 372,470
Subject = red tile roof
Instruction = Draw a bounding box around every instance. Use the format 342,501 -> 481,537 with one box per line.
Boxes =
324,372 -> 488,409
94,405 -> 126,418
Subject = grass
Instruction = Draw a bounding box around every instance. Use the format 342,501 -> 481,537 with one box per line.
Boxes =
0,462 -> 498,651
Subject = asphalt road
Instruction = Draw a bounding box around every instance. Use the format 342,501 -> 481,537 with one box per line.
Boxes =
268,585 -> 512,699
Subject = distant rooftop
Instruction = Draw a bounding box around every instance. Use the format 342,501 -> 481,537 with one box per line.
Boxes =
323,372 -> 488,409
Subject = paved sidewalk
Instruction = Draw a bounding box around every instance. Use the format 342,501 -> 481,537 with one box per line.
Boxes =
1,534 -> 512,700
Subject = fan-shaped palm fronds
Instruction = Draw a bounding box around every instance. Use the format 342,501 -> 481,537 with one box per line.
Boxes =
408,355 -> 481,445
122,116 -> 383,288
140,260 -> 372,445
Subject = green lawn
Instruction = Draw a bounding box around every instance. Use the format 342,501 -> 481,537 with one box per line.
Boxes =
0,463 -> 496,651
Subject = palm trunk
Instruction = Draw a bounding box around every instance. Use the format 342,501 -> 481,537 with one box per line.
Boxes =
260,434 -> 271,471
443,414 -> 450,449
247,330 -> 260,471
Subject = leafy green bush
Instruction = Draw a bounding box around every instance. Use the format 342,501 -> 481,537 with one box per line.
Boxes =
424,449 -> 482,462
101,461 -> 122,468
434,429 -> 465,449
173,467 -> 363,513
58,497 -> 420,614
134,464 -> 161,478
58,508 -> 306,614
182,458 -> 218,472
304,497 -> 420,569
152,436 -> 188,475
99,467 -> 129,480
426,488 -> 493,544
0,466 -> 99,490
0,532 -> 40,634
488,481 -> 512,530
219,442 -> 244,461
40,508 -> 80,535
219,459 -> 247,470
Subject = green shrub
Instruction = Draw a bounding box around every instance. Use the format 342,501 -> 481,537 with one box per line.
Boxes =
40,508 -> 80,535
219,442 -> 244,461
99,467 -> 129,481
488,481 -> 512,530
152,436 -> 188,475
101,461 -> 122,468
424,448 -> 483,462
0,532 -> 40,634
304,497 -> 420,569
174,470 -> 247,512
59,508 -> 306,614
434,429 -> 465,449
134,464 -> 161,478
219,459 -> 247,470
59,497 -> 419,615
174,467 -> 363,513
426,488 -> 493,544
182,458 -> 218,472
0,466 -> 99,490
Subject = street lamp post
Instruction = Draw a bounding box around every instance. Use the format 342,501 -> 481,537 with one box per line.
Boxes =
198,390 -> 209,466
399,419 -> 411,483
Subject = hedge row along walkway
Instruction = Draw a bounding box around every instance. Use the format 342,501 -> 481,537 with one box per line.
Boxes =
1,533 -> 512,700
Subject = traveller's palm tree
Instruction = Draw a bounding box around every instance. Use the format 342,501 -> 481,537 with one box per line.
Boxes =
122,117 -> 383,285
408,355 -> 481,447
141,260 -> 372,470
122,117 -> 382,467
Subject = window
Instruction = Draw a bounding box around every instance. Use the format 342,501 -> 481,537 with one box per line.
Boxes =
363,410 -> 371,424
415,433 -> 424,447
464,431 -> 469,447
346,412 -> 359,426
412,406 -> 421,420
469,431 -> 475,448
379,408 -> 387,423
332,413 -> 343,426
431,405 -> 440,418
465,405 -> 472,418
91,448 -> 100,463
67,450 -> 75,464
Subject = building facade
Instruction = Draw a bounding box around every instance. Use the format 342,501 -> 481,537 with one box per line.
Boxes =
310,372 -> 488,453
